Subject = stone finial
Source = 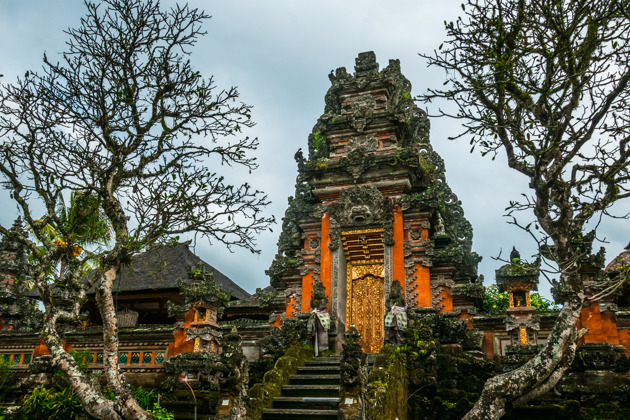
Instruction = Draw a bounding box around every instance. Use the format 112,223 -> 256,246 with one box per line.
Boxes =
354,51 -> 378,75
0,217 -> 25,252
345,324 -> 361,344
310,277 -> 328,311
510,246 -> 521,262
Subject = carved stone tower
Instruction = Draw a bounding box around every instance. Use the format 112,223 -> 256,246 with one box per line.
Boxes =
0,218 -> 40,331
267,52 -> 483,353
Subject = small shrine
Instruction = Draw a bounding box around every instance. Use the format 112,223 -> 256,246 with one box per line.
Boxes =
496,247 -> 540,348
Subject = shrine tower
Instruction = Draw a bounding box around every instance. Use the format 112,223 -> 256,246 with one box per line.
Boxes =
267,52 -> 484,353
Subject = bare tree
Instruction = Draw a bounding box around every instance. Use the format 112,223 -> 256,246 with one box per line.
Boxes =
0,0 -> 273,418
420,0 -> 630,418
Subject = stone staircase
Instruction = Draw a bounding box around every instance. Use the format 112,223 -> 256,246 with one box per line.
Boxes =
262,356 -> 340,420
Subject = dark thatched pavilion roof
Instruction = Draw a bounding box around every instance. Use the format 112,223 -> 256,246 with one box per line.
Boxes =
605,249 -> 630,273
26,243 -> 249,300
107,243 -> 249,299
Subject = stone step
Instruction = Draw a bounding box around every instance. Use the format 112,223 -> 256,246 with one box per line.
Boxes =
297,365 -> 341,375
305,357 -> 340,366
272,396 -> 340,410
262,408 -> 338,420
289,374 -> 340,385
281,384 -> 340,398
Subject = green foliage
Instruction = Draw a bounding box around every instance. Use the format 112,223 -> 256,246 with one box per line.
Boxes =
478,285 -> 559,315
148,403 -> 174,420
0,358 -> 14,402
131,386 -> 156,410
0,358 -> 13,390
70,348 -> 92,374
18,384 -> 173,419
102,386 -> 174,418
313,131 -> 324,151
18,385 -> 86,420
529,292 -> 559,311
478,285 -> 509,315
52,192 -> 113,248
130,386 -> 175,419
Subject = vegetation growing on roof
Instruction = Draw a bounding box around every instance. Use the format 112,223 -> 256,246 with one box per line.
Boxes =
167,263 -> 230,318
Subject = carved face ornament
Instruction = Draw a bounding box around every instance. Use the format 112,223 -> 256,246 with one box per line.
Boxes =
350,204 -> 373,223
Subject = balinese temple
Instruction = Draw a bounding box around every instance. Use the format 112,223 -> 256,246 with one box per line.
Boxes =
1,52 -> 630,416
265,51 -> 483,354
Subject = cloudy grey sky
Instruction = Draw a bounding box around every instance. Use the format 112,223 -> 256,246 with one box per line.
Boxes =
1,0 -> 628,299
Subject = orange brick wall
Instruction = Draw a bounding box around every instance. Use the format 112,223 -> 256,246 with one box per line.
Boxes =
458,312 -> 474,329
301,271 -> 315,313
169,309 -> 195,356
618,329 -> 630,355
437,287 -> 453,313
580,302 -> 620,345
392,206 -> 405,293
320,212 -> 331,310
412,264 -> 432,307
33,339 -> 51,357
482,332 -> 495,358
285,293 -> 297,318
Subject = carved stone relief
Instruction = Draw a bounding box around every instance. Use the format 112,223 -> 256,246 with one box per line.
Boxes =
331,250 -> 339,320
345,134 -> 378,155
405,259 -> 418,307
328,184 -> 393,229
410,229 -> 423,241
384,245 -> 393,303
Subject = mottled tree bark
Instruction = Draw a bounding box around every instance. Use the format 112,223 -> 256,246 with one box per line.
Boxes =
96,267 -> 153,420
463,294 -> 584,420
41,315 -> 122,420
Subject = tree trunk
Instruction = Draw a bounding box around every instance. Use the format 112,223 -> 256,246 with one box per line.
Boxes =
97,267 -> 153,420
41,317 -> 122,420
463,294 -> 584,420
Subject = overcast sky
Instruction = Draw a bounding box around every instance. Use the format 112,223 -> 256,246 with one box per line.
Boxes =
1,0 -> 628,299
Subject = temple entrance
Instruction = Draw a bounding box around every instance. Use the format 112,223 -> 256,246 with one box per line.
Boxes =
342,229 -> 385,353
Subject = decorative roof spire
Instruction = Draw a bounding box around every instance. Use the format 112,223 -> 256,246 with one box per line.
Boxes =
354,51 -> 378,75
0,217 -> 26,252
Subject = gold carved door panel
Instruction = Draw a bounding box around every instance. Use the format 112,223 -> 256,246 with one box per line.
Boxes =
347,262 -> 384,353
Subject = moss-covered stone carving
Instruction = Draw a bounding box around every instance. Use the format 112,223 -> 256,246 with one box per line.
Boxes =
0,218 -> 42,331
167,262 -> 230,318
365,344 -> 408,420
339,325 -> 367,420
246,343 -> 313,420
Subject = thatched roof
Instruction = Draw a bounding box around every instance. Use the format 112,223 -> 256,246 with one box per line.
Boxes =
107,244 -> 249,299
27,243 -> 249,300
605,249 -> 630,273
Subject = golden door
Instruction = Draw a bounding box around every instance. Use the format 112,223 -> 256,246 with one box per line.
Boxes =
349,273 -> 385,353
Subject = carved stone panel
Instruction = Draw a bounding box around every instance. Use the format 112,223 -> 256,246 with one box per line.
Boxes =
328,185 -> 393,228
